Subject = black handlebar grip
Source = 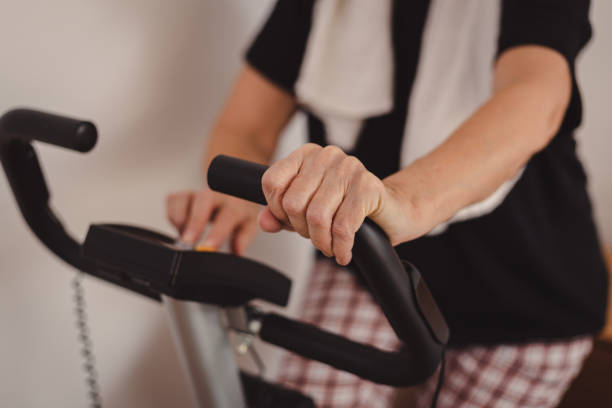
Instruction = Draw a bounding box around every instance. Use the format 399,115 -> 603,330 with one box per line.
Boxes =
208,155 -> 267,205
207,155 -> 450,349
0,109 -> 97,152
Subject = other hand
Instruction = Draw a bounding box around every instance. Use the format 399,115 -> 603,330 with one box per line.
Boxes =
166,188 -> 260,255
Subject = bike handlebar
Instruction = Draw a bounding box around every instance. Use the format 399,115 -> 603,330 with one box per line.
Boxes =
1,108 -> 450,386
0,108 -> 160,299
260,313 -> 437,386
208,154 -> 449,379
0,108 -> 97,153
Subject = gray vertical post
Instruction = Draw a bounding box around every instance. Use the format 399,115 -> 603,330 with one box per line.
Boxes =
163,297 -> 247,408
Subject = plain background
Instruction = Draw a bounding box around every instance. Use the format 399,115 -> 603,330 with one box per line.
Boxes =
0,1 -> 610,407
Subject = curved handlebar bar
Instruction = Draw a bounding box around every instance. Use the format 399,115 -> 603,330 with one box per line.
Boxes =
0,109 -> 94,269
0,108 -> 160,299
0,108 -> 97,153
260,313 -> 435,386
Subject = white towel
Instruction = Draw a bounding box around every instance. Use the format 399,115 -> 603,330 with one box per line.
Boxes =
295,0 -> 394,150
296,0 -> 523,233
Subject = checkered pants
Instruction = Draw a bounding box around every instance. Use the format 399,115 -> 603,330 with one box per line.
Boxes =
276,259 -> 593,408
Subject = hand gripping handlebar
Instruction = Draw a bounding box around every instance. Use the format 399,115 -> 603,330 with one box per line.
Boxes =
208,154 -> 449,385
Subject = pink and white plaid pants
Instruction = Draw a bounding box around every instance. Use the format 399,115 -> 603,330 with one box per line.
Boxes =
276,259 -> 593,408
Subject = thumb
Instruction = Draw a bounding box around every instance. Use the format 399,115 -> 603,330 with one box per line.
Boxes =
257,207 -> 284,232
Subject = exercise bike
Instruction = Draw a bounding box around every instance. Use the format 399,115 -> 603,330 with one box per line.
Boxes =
0,108 -> 449,407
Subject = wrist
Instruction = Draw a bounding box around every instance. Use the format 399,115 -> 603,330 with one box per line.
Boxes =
382,173 -> 436,244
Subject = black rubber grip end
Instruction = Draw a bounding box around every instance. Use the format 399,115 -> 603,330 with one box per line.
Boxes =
73,122 -> 98,152
0,108 -> 98,153
207,155 -> 267,205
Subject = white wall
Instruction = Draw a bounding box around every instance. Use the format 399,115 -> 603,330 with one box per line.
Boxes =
576,0 -> 612,245
0,1 -> 311,407
0,1 -> 610,407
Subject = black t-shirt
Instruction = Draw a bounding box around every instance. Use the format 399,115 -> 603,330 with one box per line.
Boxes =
246,0 -> 608,347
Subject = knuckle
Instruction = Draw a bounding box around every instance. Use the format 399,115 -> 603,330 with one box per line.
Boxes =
322,145 -> 344,158
345,155 -> 362,168
306,206 -> 328,228
303,143 -> 322,153
331,222 -> 352,240
261,169 -> 281,193
342,156 -> 363,175
335,155 -> 361,178
282,195 -> 304,216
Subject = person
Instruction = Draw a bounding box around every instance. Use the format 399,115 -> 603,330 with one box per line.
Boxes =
166,0 -> 608,407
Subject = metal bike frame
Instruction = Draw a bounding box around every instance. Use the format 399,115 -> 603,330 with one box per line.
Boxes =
162,298 -> 247,408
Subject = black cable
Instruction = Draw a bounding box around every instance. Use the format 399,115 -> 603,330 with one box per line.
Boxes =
72,273 -> 103,408
430,348 -> 446,408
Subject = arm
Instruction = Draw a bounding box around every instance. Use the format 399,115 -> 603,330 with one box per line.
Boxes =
167,65 -> 296,253
205,65 -> 296,167
258,46 -> 573,264
382,45 -> 572,244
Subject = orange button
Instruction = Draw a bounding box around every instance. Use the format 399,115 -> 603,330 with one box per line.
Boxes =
195,245 -> 216,252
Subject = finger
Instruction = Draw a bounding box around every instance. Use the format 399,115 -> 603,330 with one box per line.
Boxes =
332,170 -> 377,265
166,191 -> 194,233
181,191 -> 215,244
283,146 -> 344,238
231,219 -> 258,256
306,171 -> 346,257
331,197 -> 363,266
262,143 -> 320,226
257,207 -> 284,233
201,206 -> 242,250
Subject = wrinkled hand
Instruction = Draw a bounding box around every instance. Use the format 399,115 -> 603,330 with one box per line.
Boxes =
258,143 -> 415,265
166,188 -> 260,255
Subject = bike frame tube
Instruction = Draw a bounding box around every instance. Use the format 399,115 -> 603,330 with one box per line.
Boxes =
163,297 -> 247,408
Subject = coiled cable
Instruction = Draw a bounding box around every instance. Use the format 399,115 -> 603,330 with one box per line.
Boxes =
72,273 -> 103,408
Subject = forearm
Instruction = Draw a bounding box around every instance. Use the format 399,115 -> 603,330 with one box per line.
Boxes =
205,122 -> 278,167
168,66 -> 295,250
203,65 -> 297,173
384,47 -> 571,242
